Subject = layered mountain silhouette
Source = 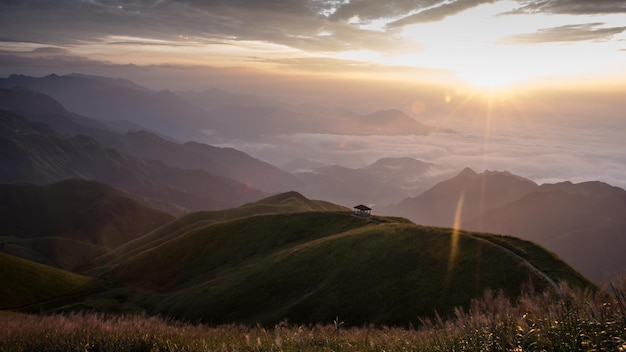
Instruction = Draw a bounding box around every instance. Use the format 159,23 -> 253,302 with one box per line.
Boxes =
0,190 -> 592,326
382,169 -> 626,285
0,111 -> 265,212
381,167 -> 539,227
464,181 -> 626,286
100,131 -> 302,193
0,74 -> 445,140
290,157 -> 452,206
0,87 -> 301,194
1,71 -> 621,325
204,105 -> 443,138
0,73 -> 208,141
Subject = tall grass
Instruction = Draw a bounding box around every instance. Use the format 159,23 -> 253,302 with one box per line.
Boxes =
1,282 -> 625,351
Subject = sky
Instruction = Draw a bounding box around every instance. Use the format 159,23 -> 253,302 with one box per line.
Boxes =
1,0 -> 626,189
1,0 -> 626,92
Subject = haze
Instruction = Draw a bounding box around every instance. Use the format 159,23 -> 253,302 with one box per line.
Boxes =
1,0 -> 626,189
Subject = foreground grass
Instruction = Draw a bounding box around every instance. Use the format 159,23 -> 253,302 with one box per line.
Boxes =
0,253 -> 99,309
1,284 -> 625,351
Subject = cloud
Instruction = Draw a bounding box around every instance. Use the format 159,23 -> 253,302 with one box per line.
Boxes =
216,119 -> 626,192
388,0 -> 497,27
30,47 -> 72,54
246,56 -> 455,79
330,0 -> 441,21
0,0 -> 513,54
501,23 -> 626,44
0,0 -> 409,52
507,0 -> 626,15
0,47 -> 108,67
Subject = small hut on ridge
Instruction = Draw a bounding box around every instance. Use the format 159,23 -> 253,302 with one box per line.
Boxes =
353,204 -> 372,217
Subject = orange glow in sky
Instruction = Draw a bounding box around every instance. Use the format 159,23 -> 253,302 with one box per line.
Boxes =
0,1 -> 625,94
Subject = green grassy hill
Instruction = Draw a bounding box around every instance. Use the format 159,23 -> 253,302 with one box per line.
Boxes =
93,191 -> 347,269
0,236 -> 106,271
0,179 -> 174,270
0,253 -> 98,309
0,189 -> 593,326
0,179 -> 174,248
104,210 -> 591,326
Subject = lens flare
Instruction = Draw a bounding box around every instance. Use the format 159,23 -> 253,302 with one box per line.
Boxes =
447,191 -> 466,275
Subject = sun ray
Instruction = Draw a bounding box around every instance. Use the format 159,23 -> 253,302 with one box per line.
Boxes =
447,191 -> 466,277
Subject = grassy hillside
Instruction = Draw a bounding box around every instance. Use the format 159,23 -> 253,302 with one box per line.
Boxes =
111,212 -> 371,290
104,210 -> 591,326
0,236 -> 106,272
465,190 -> 626,285
93,191 -> 348,269
0,253 -> 98,309
0,187 -> 593,326
0,179 -> 174,248
0,179 -> 174,271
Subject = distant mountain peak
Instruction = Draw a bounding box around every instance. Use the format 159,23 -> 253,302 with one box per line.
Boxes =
8,74 -> 29,79
369,157 -> 433,168
459,167 -> 477,177
367,109 -> 406,119
0,87 -> 70,115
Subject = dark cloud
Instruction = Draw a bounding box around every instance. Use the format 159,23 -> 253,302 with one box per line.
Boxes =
0,47 -> 110,68
0,1 -> 513,53
329,0 -> 440,21
507,0 -> 626,15
501,23 -> 626,44
0,0 -> 408,52
31,47 -> 73,54
388,0 -> 497,27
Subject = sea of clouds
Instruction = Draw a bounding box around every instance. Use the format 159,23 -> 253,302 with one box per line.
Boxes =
212,118 -> 626,190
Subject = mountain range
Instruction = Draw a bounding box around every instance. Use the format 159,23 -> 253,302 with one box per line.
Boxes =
289,157 -> 453,206
0,187 -> 592,326
1,71 -> 623,315
0,73 -> 209,141
0,110 -> 266,213
0,85 -> 452,210
464,182 -> 626,286
0,73 -> 446,140
0,86 -> 302,194
380,168 -> 626,285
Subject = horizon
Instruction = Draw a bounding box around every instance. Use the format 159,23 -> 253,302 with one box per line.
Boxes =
1,1 -> 625,190
3,1 -> 626,336
1,1 -> 626,93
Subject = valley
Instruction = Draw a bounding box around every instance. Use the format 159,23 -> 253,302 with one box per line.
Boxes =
0,73 -> 624,350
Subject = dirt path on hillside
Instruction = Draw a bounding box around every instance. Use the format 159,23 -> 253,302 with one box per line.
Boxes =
474,236 -> 562,295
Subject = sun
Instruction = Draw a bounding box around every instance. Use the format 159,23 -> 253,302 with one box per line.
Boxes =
459,66 -> 529,91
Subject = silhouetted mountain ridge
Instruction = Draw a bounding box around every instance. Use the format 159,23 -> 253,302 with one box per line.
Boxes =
0,87 -> 300,193
381,168 -> 539,227
0,74 -> 209,140
0,111 -> 266,213
0,74 -> 446,139
381,168 -> 626,285
463,182 -> 626,285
